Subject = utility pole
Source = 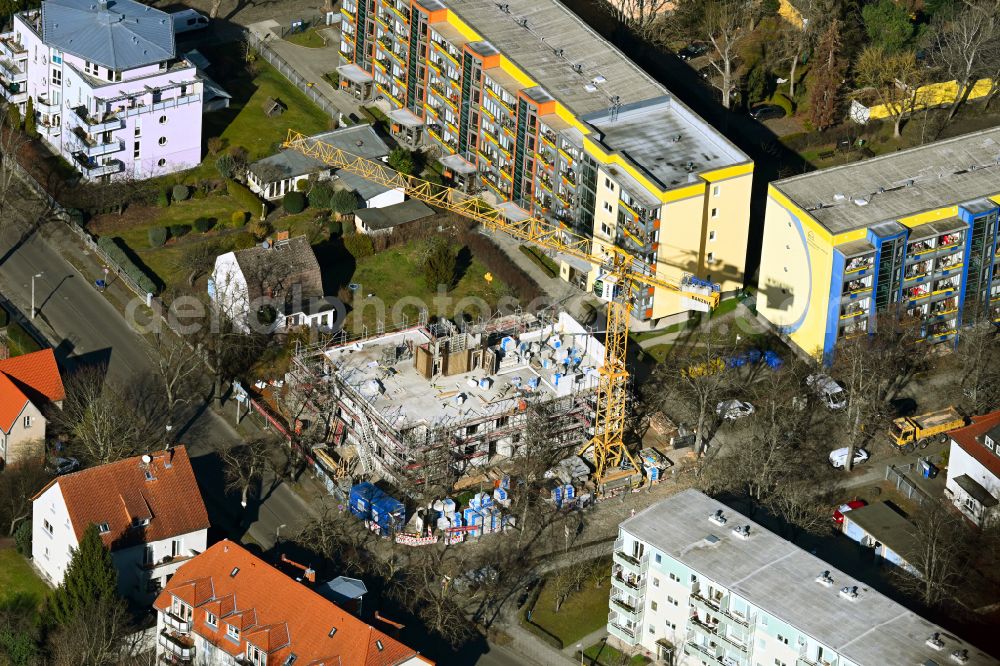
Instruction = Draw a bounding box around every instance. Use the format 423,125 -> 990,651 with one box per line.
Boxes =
30,272 -> 42,319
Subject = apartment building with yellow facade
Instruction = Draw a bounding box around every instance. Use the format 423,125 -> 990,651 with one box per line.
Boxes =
758,128 -> 1000,360
336,0 -> 753,322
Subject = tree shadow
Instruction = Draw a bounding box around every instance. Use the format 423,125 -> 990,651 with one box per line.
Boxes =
313,235 -> 357,293
454,245 -> 472,284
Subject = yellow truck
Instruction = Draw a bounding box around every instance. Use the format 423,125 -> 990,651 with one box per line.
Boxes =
888,406 -> 965,452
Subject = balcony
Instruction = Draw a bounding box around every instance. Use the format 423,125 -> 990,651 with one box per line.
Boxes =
0,58 -> 25,83
36,95 -> 59,113
39,122 -> 61,138
162,612 -> 192,633
610,596 -> 641,617
683,640 -> 721,662
74,106 -> 124,132
0,35 -> 26,61
158,630 -> 195,661
611,572 -> 642,592
0,82 -> 25,104
690,590 -> 723,613
607,616 -> 638,646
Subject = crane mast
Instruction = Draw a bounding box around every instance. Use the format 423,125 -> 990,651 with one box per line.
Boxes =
283,130 -> 720,483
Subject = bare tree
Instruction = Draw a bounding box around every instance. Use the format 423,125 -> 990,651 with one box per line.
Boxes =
220,435 -> 280,508
296,504 -> 382,576
831,315 -> 927,470
953,318 -> 1000,415
894,502 -> 975,607
395,545 -> 477,647
48,365 -> 160,465
703,0 -> 759,109
150,336 -> 204,431
599,0 -> 673,39
0,458 -> 49,535
643,328 -> 746,455
0,106 -> 31,219
926,0 -> 999,123
46,595 -> 135,666
853,47 -> 926,138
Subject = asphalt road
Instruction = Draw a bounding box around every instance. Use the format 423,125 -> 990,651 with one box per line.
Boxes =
0,216 -> 309,550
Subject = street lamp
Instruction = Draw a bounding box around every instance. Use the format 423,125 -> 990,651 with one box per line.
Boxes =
30,272 -> 42,319
276,523 -> 287,544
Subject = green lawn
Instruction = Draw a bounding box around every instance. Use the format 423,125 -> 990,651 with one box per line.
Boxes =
0,548 -> 49,607
527,564 -> 612,648
583,641 -> 651,666
286,28 -> 328,48
346,240 -> 508,334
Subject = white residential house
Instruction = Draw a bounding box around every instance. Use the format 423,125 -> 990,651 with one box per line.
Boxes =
246,124 -> 403,209
945,410 -> 1000,527
209,234 -> 331,332
31,446 -> 209,605
0,348 -> 65,468
1,0 -> 205,180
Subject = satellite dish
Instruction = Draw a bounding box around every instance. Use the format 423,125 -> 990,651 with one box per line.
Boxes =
141,454 -> 152,464
261,240 -> 271,249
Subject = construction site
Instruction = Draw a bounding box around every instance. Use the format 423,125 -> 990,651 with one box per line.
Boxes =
287,310 -> 608,494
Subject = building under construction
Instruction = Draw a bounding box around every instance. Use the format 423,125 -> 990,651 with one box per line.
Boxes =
289,311 -> 604,491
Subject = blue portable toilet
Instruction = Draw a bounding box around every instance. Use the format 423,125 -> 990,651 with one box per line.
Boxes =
553,485 -> 563,508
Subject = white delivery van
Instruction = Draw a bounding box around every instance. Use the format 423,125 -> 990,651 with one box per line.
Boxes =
807,374 -> 847,410
172,9 -> 209,34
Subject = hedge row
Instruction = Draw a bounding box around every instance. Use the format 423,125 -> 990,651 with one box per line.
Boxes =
518,245 -> 559,278
227,179 -> 268,217
97,236 -> 158,295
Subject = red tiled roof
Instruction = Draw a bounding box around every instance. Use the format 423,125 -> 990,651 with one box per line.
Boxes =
154,540 -> 432,666
39,446 -> 209,550
950,410 -> 1000,480
0,349 -> 64,432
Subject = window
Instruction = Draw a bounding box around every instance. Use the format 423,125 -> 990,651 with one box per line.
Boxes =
603,200 -> 613,213
777,634 -> 789,645
713,184 -> 720,197
648,624 -> 655,634
774,660 -> 788,666
133,141 -> 140,159
158,115 -> 168,124
84,61 -> 98,76
171,538 -> 183,557
206,612 -> 217,627
667,621 -> 676,630
135,122 -> 141,137
227,624 -> 240,641
97,522 -> 109,534
158,137 -> 167,146
668,572 -> 679,582
52,54 -> 62,64
604,176 -> 614,191
652,577 -> 659,587
157,158 -> 166,167
143,545 -> 154,565
654,554 -> 662,564
22,415 -> 31,428
51,67 -> 61,85
709,231 -> 716,242
707,252 -> 715,264
666,595 -> 678,606
650,601 -> 658,611
711,207 -> 718,218
246,642 -> 265,666
43,519 -> 53,535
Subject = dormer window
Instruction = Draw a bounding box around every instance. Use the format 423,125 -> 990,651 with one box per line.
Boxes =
227,623 -> 240,642
205,611 -> 217,627
131,517 -> 150,528
246,642 -> 266,666
97,522 -> 110,534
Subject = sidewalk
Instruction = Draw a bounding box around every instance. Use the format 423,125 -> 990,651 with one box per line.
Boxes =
502,621 -> 577,665
563,626 -> 609,658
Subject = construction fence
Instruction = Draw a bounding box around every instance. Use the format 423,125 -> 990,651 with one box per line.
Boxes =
885,464 -> 930,505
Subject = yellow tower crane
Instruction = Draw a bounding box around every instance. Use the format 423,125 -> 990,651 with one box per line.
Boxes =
283,130 -> 721,484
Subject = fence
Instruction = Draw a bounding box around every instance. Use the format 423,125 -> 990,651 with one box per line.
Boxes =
245,29 -> 340,120
885,464 -> 930,505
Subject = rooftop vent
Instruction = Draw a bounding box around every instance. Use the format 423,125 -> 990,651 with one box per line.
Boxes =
376,640 -> 384,651
815,571 -> 834,587
496,2 -> 510,11
906,179 -> 915,187
515,16 -> 528,27
833,193 -> 846,201
553,48 -> 564,57
704,534 -> 720,544
839,586 -> 859,600
572,63 -> 583,74
853,197 -> 869,206
592,75 -> 606,84
328,627 -> 337,638
709,510 -> 727,527
731,525 -> 750,540
283,655 -> 298,666
951,649 -> 969,663
927,634 -> 945,650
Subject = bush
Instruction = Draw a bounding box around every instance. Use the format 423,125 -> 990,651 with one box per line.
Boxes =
13,520 -> 30,556
231,210 -> 248,227
157,188 -> 170,208
328,219 -> 343,236
283,191 -> 306,214
308,182 -> 335,209
6,321 -> 40,356
249,219 -> 271,241
207,136 -> 224,155
227,179 -> 267,217
296,179 -> 310,192
170,224 -> 191,238
343,232 -> 374,259
193,217 -> 215,233
423,238 -> 457,290
215,153 -> 237,179
172,184 -> 190,202
147,226 -> 168,248
331,188 -> 358,215
388,147 -> 415,175
518,245 -> 559,278
96,236 -> 158,294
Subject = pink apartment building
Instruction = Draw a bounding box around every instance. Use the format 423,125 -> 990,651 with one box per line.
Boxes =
0,0 -> 203,180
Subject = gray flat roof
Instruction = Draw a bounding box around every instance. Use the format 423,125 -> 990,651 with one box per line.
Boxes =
622,490 -> 997,666
355,199 -> 434,230
250,125 -> 388,182
843,502 -> 922,565
439,0 -> 658,116
41,0 -> 175,71
773,127 -> 1000,235
587,99 -> 745,191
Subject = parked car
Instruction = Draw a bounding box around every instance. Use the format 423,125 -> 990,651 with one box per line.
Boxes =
716,400 -> 754,420
832,499 -> 867,524
49,457 -> 80,475
678,43 -> 709,60
749,104 -> 786,122
829,448 -> 869,469
696,64 -> 714,79
171,8 -> 209,34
